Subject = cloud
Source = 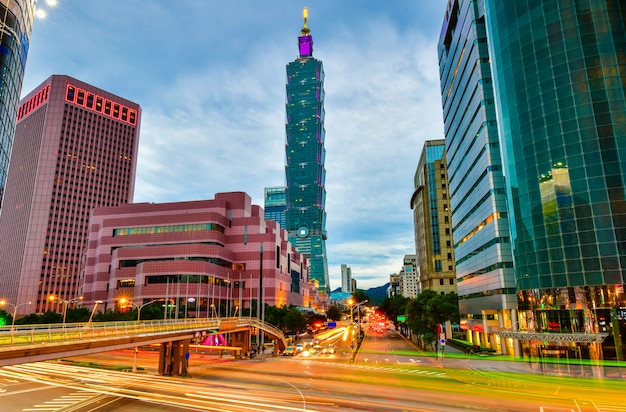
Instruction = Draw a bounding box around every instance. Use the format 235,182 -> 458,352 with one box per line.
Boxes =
22,1 -> 449,291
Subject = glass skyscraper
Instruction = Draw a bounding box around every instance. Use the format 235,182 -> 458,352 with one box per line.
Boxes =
484,0 -> 626,360
0,0 -> 36,208
284,9 -> 329,292
438,0 -> 515,354
441,0 -> 625,360
264,186 -> 286,229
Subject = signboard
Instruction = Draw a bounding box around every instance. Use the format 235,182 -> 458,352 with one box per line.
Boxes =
327,321 -> 337,328
397,315 -> 406,322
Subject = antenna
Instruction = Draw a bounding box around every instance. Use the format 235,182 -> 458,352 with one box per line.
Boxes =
301,7 -> 310,35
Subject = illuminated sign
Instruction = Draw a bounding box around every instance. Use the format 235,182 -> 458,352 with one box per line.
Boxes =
65,84 -> 138,126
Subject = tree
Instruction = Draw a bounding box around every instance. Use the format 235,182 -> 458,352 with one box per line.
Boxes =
326,305 -> 342,321
406,290 -> 459,349
379,295 -> 410,322
352,290 -> 369,303
283,307 -> 307,334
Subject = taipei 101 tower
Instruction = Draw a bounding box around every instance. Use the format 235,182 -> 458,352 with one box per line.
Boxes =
285,8 -> 330,293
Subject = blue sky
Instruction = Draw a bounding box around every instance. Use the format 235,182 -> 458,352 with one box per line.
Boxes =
24,1 -> 448,290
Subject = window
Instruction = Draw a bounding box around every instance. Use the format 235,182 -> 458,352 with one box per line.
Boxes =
449,278 -> 454,285
440,279 -> 444,285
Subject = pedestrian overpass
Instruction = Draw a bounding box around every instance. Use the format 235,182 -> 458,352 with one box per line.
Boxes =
0,317 -> 286,375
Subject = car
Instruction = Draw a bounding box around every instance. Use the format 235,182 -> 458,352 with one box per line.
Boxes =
322,344 -> 336,354
295,343 -> 304,352
283,346 -> 297,356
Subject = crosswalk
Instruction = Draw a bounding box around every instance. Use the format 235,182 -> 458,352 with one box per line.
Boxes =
311,359 -> 448,378
21,391 -> 98,412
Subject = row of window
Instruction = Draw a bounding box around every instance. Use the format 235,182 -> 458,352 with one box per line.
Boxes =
16,84 -> 50,121
65,85 -> 138,125
113,223 -> 226,237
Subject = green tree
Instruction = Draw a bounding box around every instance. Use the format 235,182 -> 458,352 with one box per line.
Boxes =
406,290 -> 459,349
40,311 -> 63,324
283,307 -> 307,333
0,309 -> 9,326
326,305 -> 342,321
65,307 -> 91,323
352,290 -> 369,303
379,295 -> 410,322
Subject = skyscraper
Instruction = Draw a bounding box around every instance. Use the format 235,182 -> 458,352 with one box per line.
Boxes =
410,140 -> 457,296
285,8 -> 329,292
440,0 -> 626,360
438,0 -> 516,354
264,186 -> 286,229
341,264 -> 352,293
0,75 -> 141,315
0,1 -> 36,208
483,0 -> 626,360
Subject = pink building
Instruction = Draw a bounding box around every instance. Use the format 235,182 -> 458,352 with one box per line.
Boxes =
82,192 -> 319,316
0,75 -> 140,315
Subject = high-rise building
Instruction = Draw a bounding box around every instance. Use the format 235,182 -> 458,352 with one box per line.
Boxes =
438,0 -> 516,354
264,186 -> 286,229
341,264 -> 352,293
0,75 -> 141,315
0,1 -> 36,208
483,0 -> 626,360
440,0 -> 626,360
284,8 -> 329,292
411,140 -> 457,297
398,255 -> 419,299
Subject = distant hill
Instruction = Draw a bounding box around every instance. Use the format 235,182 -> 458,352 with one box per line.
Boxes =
331,283 -> 389,306
362,283 -> 389,306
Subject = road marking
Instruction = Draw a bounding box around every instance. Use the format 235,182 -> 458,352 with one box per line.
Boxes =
20,391 -> 97,412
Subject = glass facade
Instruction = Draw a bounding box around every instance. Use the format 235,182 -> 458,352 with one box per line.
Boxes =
485,0 -> 626,292
284,16 -> 329,292
438,0 -> 516,352
0,0 -> 35,208
482,0 -> 626,360
264,186 -> 286,229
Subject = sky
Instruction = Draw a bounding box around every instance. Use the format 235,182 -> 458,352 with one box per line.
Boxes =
24,0 -> 449,290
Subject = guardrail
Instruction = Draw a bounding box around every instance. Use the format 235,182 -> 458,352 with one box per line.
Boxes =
0,316 -> 286,348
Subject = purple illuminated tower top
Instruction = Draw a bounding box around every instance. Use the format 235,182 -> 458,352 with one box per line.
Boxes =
298,7 -> 313,58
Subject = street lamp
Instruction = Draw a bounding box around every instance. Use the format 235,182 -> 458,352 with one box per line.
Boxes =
120,298 -> 159,321
0,300 -> 32,345
210,304 -> 217,318
88,300 -> 103,324
49,295 -> 83,326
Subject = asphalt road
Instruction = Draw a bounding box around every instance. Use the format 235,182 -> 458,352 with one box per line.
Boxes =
0,324 -> 624,411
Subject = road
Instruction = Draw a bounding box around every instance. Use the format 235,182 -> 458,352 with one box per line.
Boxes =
0,324 -> 624,411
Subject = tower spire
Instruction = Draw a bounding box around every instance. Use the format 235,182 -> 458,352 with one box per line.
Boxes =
301,7 -> 310,35
298,7 -> 313,57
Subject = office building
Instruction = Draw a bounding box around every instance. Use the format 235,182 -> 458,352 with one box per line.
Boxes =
264,186 -> 286,229
438,0 -> 516,354
483,0 -> 626,360
398,255 -> 419,299
341,264 -> 352,293
284,8 -> 329,292
81,192 -> 318,314
0,75 -> 141,315
411,140 -> 457,297
0,0 -> 36,207
440,0 -> 626,360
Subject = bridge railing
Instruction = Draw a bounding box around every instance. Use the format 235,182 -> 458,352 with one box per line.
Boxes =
0,316 -> 287,348
0,317 -> 223,347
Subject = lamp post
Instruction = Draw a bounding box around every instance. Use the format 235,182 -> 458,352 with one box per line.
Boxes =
49,295 -> 83,326
120,298 -> 159,321
0,300 -> 32,345
88,300 -> 103,324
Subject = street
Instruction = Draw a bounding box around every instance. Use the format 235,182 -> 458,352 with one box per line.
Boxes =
0,325 -> 624,411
